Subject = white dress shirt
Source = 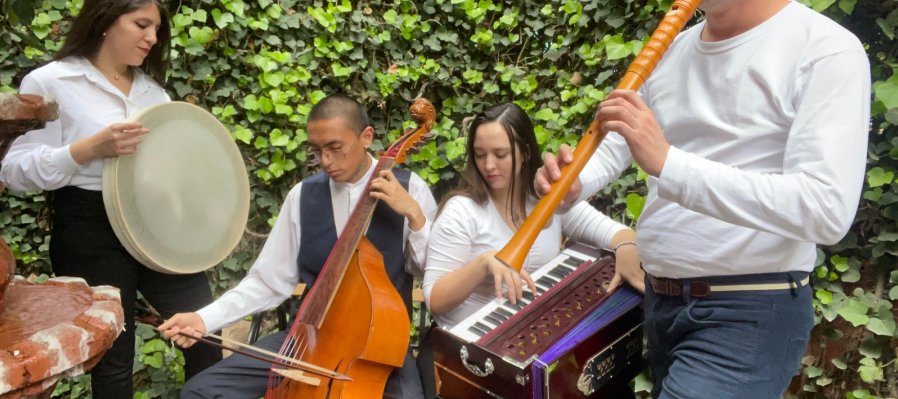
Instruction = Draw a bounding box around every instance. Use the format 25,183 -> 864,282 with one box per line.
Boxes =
423,196 -> 626,328
1,56 -> 169,192
579,1 -> 870,278
198,157 -> 437,332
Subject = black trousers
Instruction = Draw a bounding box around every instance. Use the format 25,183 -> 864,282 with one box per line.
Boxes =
50,187 -> 222,398
181,330 -> 424,399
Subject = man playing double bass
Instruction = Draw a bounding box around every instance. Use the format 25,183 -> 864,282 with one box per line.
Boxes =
159,94 -> 437,399
537,1 -> 870,398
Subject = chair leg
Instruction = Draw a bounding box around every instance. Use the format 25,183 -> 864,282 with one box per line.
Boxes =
247,313 -> 263,344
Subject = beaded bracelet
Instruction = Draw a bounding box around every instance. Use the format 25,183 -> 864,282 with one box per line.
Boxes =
610,240 -> 637,253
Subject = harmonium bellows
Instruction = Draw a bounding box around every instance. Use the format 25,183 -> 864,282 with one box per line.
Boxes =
432,243 -> 644,398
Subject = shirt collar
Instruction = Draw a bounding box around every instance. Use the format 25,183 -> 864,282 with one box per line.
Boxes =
56,56 -> 155,98
330,154 -> 377,192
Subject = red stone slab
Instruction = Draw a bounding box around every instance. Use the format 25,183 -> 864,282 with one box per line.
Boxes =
0,240 -> 12,311
0,93 -> 59,192
0,277 -> 123,398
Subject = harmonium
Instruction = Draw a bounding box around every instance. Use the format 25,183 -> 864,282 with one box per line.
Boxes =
432,243 -> 644,398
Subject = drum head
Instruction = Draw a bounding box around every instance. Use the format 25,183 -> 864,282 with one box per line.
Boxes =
102,102 -> 249,274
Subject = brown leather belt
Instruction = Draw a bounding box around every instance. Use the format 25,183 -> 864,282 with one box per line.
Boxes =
648,274 -> 810,298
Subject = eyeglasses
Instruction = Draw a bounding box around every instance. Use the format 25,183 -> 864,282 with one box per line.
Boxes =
306,136 -> 360,166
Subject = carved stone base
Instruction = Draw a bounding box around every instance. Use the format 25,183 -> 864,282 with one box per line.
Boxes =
0,277 -> 123,399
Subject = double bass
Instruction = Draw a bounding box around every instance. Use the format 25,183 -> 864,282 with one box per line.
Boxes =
265,99 -> 436,398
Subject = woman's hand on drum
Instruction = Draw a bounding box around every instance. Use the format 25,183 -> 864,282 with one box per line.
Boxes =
478,251 -> 538,304
369,169 -> 426,231
70,122 -> 149,164
158,312 -> 206,349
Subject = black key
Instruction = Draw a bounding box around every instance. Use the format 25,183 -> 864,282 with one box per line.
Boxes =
473,321 -> 492,334
563,257 -> 582,268
469,323 -> 489,336
548,269 -> 567,280
499,305 -> 519,316
495,307 -> 514,318
536,277 -> 555,289
556,264 -> 576,275
485,314 -> 504,326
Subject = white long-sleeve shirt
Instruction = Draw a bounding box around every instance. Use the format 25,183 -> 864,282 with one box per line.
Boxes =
198,158 -> 437,332
580,1 -> 870,278
1,56 -> 169,192
423,196 -> 626,328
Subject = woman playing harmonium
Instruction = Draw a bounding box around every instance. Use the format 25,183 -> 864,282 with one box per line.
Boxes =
423,102 -> 645,329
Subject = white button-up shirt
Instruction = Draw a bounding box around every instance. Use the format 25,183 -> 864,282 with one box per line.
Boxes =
579,2 -> 870,278
1,56 -> 169,192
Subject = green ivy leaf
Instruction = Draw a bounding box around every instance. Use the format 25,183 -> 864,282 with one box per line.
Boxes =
263,71 -> 285,87
332,62 -> 352,77
269,129 -> 290,146
857,359 -> 884,383
144,352 -> 164,369
605,35 -> 630,60
188,26 -> 214,45
172,13 -> 193,28
626,193 -> 646,221
139,339 -> 168,354
534,108 -> 558,121
832,358 -> 848,370
873,76 -> 898,110
866,167 -> 894,188
838,0 -> 857,14
384,9 -> 398,24
233,126 -> 253,144
815,289 -> 833,304
841,268 -> 861,283
463,69 -> 484,84
831,255 -> 848,272
211,9 -> 235,29
808,0 -> 837,11
865,316 -> 896,336
804,365 -> 823,378
837,298 -> 869,327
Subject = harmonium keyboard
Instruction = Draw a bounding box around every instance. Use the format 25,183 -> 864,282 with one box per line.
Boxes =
432,243 -> 644,398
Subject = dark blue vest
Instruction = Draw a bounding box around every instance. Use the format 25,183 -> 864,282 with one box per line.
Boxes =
298,169 -> 414,316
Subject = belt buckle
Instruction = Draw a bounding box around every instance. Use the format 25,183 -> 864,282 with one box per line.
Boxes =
691,281 -> 711,298
650,276 -> 669,295
652,276 -> 683,296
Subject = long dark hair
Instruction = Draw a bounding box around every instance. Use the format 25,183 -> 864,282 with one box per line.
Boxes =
442,102 -> 542,227
55,0 -> 171,83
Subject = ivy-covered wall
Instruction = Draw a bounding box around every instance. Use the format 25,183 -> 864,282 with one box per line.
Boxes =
1,0 -> 896,398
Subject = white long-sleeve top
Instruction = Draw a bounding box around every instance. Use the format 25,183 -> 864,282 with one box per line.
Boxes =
1,56 -> 169,192
579,1 -> 870,278
197,157 -> 437,332
423,196 -> 626,328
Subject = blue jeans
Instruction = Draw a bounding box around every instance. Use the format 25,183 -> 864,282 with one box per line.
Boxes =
644,272 -> 814,399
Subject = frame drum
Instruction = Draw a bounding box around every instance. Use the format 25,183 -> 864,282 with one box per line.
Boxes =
102,102 -> 249,274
